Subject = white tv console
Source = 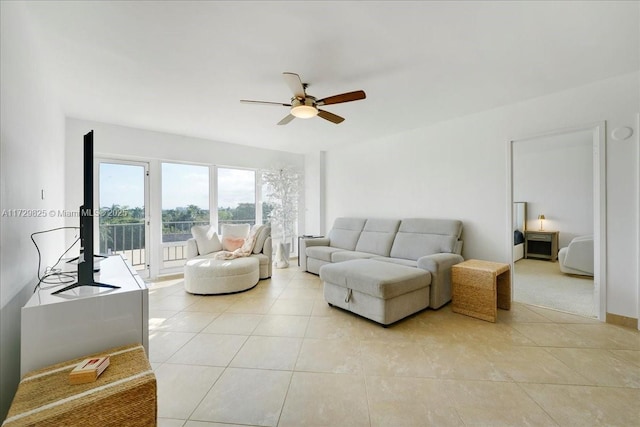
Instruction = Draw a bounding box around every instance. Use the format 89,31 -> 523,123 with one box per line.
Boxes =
21,254 -> 149,376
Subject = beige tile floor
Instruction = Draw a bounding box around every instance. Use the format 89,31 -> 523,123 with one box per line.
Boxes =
149,266 -> 640,427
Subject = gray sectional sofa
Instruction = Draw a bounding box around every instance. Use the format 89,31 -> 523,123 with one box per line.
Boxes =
300,217 -> 464,324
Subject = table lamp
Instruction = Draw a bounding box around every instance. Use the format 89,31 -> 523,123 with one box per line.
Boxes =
538,214 -> 545,231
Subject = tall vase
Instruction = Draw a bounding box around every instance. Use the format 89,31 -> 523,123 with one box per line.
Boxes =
275,242 -> 290,268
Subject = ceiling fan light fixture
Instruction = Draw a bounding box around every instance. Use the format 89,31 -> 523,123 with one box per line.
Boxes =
241,73 -> 364,125
291,104 -> 318,119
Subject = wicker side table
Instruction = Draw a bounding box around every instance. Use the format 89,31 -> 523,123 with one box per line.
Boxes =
451,259 -> 511,322
3,344 -> 156,427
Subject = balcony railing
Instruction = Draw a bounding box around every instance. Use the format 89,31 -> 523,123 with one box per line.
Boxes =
99,219 -> 258,268
99,221 -> 145,266
162,220 -> 209,243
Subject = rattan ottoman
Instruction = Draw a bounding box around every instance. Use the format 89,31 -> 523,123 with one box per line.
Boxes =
451,259 -> 511,322
3,344 -> 156,427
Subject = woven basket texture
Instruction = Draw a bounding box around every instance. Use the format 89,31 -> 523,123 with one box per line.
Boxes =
452,259 -> 511,322
4,344 -> 156,427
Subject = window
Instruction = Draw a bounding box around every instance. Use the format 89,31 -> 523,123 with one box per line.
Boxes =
161,163 -> 210,266
217,168 -> 256,233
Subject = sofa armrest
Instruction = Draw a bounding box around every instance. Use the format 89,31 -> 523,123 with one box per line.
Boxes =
453,239 -> 464,255
262,236 -> 273,257
417,253 -> 464,309
304,237 -> 330,247
563,236 -> 593,274
299,237 -> 329,271
262,236 -> 273,278
186,238 -> 199,259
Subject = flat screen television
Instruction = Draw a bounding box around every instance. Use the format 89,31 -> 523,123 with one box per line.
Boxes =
52,130 -> 119,295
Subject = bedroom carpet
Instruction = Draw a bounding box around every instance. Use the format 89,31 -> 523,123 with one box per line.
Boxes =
513,258 -> 596,318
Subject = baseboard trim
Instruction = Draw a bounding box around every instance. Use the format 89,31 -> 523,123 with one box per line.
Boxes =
606,312 -> 638,329
148,273 -> 184,282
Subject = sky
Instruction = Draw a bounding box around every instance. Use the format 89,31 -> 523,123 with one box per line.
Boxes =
99,163 -> 145,209
99,162 -> 255,210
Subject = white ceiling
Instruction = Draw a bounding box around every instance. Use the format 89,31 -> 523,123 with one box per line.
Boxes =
23,1 -> 639,154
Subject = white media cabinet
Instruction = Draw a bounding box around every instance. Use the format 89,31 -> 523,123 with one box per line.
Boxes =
21,254 -> 149,376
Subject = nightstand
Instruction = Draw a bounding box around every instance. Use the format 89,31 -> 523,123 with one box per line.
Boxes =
525,230 -> 559,261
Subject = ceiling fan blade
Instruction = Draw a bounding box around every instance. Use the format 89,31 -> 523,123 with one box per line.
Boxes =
283,72 -> 306,98
317,109 -> 345,124
240,100 -> 291,107
317,90 -> 366,106
277,114 -> 295,125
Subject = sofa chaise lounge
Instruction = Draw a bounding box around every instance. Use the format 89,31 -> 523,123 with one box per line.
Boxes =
300,217 -> 464,324
184,224 -> 272,294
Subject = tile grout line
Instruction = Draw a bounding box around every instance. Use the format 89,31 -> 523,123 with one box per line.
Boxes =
149,268 -> 640,426
273,269 -> 298,427
514,381 -> 571,426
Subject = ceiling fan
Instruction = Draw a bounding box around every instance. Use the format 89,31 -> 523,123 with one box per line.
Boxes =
240,72 -> 366,125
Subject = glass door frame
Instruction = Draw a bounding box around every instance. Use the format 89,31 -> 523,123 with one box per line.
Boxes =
95,158 -> 151,278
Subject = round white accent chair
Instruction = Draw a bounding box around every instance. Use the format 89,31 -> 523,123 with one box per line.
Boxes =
184,256 -> 259,295
558,234 -> 594,277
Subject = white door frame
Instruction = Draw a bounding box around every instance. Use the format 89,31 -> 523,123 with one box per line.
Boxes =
507,122 -> 607,320
637,113 -> 640,330
95,158 -> 151,278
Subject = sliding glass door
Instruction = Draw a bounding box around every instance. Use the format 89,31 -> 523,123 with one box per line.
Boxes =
97,160 -> 150,278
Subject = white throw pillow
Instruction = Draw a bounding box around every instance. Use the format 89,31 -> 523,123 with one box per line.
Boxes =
191,225 -> 222,255
253,225 -> 271,254
221,223 -> 250,251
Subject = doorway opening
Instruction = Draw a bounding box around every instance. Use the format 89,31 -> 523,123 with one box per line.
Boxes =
508,123 -> 606,320
97,160 -> 150,278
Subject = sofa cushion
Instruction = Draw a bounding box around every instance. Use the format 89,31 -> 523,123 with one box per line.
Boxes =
191,225 -> 223,255
355,218 -> 401,256
239,224 -> 265,253
250,252 -> 269,268
328,218 -> 367,250
371,256 -> 418,268
252,225 -> 271,254
332,250 -> 377,263
319,259 -> 430,300
390,218 -> 462,260
221,223 -> 250,251
306,246 -> 346,263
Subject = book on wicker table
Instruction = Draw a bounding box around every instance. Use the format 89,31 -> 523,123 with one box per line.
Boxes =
3,344 -> 156,427
68,356 -> 110,385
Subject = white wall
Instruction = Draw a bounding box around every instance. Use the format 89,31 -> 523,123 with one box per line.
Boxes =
0,2 -> 66,419
513,130 -> 594,248
65,119 -> 305,176
304,151 -> 326,236
322,71 -> 639,320
65,119 -> 305,276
